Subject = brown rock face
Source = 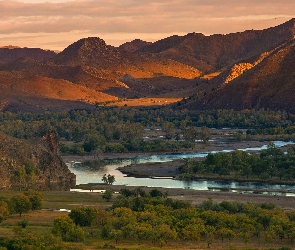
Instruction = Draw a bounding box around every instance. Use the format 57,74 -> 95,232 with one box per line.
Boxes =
0,131 -> 76,191
42,129 -> 60,155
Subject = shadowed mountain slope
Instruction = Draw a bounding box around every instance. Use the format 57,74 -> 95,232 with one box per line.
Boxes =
137,19 -> 295,73
179,37 -> 295,113
0,47 -> 56,62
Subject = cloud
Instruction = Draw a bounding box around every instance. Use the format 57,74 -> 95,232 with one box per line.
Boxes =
0,0 -> 294,50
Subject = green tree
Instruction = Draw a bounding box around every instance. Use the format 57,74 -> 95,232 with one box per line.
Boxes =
53,216 -> 74,239
102,190 -> 113,202
162,121 -> 175,140
102,174 -> 115,185
182,126 -> 198,142
83,133 -> 106,152
204,225 -> 216,248
218,227 -> 235,242
11,194 -> 32,217
0,201 -> 9,223
69,207 -> 98,227
65,225 -> 85,242
52,216 -> 85,242
109,229 -> 123,243
24,190 -> 43,210
150,224 -> 177,246
200,126 -> 210,143
149,189 -> 163,198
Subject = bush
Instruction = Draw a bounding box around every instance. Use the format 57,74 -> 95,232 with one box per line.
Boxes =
17,219 -> 28,228
102,190 -> 113,202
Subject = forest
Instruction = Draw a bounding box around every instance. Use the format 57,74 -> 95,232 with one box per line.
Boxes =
1,108 -> 295,155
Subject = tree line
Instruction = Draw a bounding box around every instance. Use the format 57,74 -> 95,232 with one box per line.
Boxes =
1,108 -> 295,155
0,190 -> 43,220
0,188 -> 294,249
179,142 -> 295,182
51,189 -> 295,249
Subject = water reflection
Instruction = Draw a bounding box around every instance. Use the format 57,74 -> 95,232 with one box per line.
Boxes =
67,141 -> 295,193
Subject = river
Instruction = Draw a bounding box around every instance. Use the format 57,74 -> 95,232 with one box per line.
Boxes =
67,141 -> 295,194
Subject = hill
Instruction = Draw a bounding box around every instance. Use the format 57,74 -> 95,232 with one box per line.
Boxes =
0,130 -> 75,190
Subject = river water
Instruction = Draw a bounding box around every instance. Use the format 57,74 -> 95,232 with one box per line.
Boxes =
67,141 -> 295,194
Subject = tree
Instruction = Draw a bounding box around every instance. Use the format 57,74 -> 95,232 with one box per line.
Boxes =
204,225 -> 216,248
182,126 -> 198,142
102,174 -> 115,185
200,126 -> 210,143
65,225 -> 85,242
109,229 -> 123,243
11,194 -> 32,217
218,227 -> 235,242
0,201 -> 9,223
53,216 -> 84,242
69,207 -> 98,227
53,216 -> 74,240
162,121 -> 175,140
150,224 -> 177,246
24,190 -> 43,210
102,190 -> 113,202
82,133 -> 106,152
149,189 -> 163,197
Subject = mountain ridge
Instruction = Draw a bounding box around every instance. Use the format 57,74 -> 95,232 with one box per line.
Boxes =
0,19 -> 295,112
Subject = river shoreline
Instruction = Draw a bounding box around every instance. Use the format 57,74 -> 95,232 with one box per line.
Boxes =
64,139 -> 295,209
73,183 -> 295,211
119,159 -> 295,186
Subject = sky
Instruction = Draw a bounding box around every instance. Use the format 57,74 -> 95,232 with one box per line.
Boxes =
0,0 -> 295,51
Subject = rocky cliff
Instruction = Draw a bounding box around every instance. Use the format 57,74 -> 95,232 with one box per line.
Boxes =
0,130 -> 76,191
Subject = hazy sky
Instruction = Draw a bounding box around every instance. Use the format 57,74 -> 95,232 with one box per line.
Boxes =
0,0 -> 294,51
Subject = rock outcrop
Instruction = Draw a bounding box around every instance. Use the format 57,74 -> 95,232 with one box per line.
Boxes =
0,130 -> 76,191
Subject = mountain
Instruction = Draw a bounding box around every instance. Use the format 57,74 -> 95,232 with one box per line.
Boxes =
0,47 -> 56,63
179,36 -> 295,113
119,39 -> 152,52
0,19 -> 295,112
0,130 -> 75,190
0,37 -> 201,111
136,18 -> 295,73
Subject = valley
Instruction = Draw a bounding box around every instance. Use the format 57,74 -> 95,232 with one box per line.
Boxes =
1,18 -> 295,250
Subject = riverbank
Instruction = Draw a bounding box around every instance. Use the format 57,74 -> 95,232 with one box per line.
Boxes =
74,183 -> 295,211
118,159 -> 295,186
65,139 -> 295,211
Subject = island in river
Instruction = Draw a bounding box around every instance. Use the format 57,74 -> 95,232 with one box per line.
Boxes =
66,138 -> 295,211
